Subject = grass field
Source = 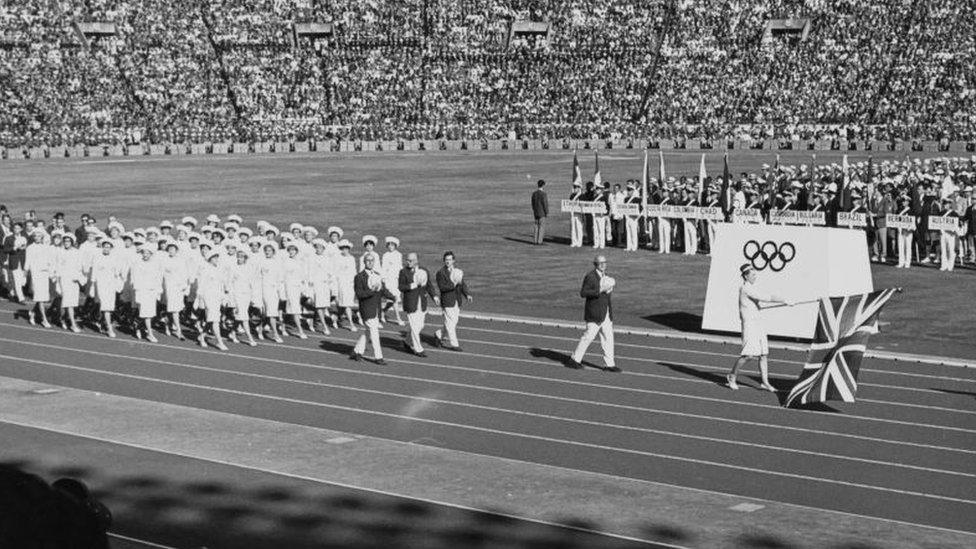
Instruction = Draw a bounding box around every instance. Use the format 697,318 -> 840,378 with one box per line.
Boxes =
1,149 -> 973,359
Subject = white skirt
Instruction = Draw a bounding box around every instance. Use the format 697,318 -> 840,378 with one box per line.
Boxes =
61,280 -> 80,308
30,272 -> 51,302
740,317 -> 769,356
312,280 -> 333,309
135,289 -> 158,319
164,288 -> 186,313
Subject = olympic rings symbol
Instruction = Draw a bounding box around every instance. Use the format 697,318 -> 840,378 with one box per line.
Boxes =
743,240 -> 796,272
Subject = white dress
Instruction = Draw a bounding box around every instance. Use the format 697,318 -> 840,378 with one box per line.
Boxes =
161,255 -> 190,313
307,252 -> 335,309
130,258 -> 163,318
24,243 -> 55,302
333,254 -> 357,308
380,250 -> 402,299
195,264 -> 225,323
258,256 -> 284,317
55,248 -> 84,308
90,253 -> 123,312
281,255 -> 307,315
227,261 -> 256,321
739,281 -> 771,356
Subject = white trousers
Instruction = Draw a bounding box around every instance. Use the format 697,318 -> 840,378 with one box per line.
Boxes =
406,310 -> 426,352
592,215 -> 606,248
625,217 -> 639,251
706,221 -> 717,254
441,304 -> 460,347
940,231 -> 957,270
570,214 -> 584,247
571,317 -> 615,367
683,221 -> 698,255
354,317 -> 383,359
898,230 -> 914,267
657,219 -> 671,253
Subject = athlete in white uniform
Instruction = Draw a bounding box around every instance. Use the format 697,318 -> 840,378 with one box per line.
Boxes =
726,264 -> 792,391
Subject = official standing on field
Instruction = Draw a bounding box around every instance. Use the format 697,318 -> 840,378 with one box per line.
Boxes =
531,179 -> 549,245
568,255 -> 620,372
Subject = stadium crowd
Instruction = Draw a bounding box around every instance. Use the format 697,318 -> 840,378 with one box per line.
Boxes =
1,0 -> 973,146
563,154 -> 975,272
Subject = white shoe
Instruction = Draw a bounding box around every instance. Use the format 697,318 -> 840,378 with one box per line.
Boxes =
28,312 -> 36,325
41,320 -> 51,329
273,335 -> 283,343
296,332 -> 308,340
726,374 -> 739,390
107,330 -> 117,339
198,336 -> 208,348
246,339 -> 257,347
216,342 -> 229,351
147,334 -> 158,343
71,325 -> 81,333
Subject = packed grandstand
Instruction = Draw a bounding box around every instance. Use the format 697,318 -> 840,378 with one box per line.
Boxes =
0,0 -> 973,147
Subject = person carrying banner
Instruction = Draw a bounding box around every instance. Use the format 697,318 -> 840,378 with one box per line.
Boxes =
623,183 -> 641,251
726,264 -> 793,391
591,184 -> 607,249
895,194 -> 915,268
656,189 -> 672,254
682,189 -> 699,255
938,197 -> 960,271
569,182 -> 584,248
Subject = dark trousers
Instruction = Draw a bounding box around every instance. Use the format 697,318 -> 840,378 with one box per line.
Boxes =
533,217 -> 546,245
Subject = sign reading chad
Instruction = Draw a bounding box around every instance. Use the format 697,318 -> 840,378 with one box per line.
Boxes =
703,224 -> 873,338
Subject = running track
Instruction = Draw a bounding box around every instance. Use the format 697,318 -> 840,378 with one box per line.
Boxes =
0,304 -> 974,536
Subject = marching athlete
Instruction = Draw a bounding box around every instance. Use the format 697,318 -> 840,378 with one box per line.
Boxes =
434,251 -> 472,351
258,243 -> 285,343
227,249 -> 258,346
195,251 -> 229,350
568,255 -> 618,372
55,233 -> 83,332
24,229 -> 54,327
130,246 -> 163,342
380,236 -> 405,326
161,242 -> 189,339
350,254 -> 395,364
399,252 -> 439,357
308,238 -> 336,334
726,264 -> 792,391
281,242 -> 309,339
90,240 -> 123,338
334,239 -> 358,331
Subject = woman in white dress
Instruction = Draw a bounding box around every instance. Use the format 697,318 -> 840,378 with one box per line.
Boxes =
55,233 -> 84,332
130,246 -> 163,342
24,230 -> 54,327
725,264 -> 792,391
227,249 -> 257,346
258,243 -> 285,343
308,239 -> 336,334
281,242 -> 309,339
161,242 -> 190,340
90,240 -> 124,337
194,251 -> 228,350
380,236 -> 405,326
333,239 -> 358,332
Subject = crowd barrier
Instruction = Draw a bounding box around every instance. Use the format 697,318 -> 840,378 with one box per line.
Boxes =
3,138 -> 975,160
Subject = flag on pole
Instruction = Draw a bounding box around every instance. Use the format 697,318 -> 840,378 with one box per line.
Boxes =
593,150 -> 602,188
719,152 -> 732,216
697,153 -> 707,203
658,150 -> 666,188
839,154 -> 851,210
641,150 -> 649,213
571,149 -> 582,189
785,289 -> 898,408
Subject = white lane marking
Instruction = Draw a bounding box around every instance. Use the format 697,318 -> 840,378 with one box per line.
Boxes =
729,503 -> 765,513
2,324 -> 975,447
2,339 -> 972,479
107,533 -> 178,549
2,352 -> 975,506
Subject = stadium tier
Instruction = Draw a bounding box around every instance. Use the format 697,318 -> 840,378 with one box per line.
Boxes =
0,0 -> 973,147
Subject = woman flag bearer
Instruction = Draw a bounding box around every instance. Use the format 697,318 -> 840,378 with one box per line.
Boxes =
91,240 -> 124,338
334,239 -> 358,331
56,233 -> 83,332
227,250 -> 258,346
258,243 -> 285,343
161,242 -> 189,339
726,264 -> 793,391
350,254 -> 395,365
282,242 -> 308,339
195,250 -> 229,350
24,229 -> 54,327
434,251 -> 472,351
130,246 -> 162,342
380,236 -> 405,326
308,238 -> 336,334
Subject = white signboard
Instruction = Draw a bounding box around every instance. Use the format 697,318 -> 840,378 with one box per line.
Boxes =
699,207 -> 725,221
564,201 -> 606,214
733,208 -> 764,224
702,224 -> 873,339
885,214 -> 916,230
617,203 -> 641,216
645,204 -> 669,218
561,199 -> 582,213
838,211 -> 868,228
929,216 -> 960,233
769,210 -> 798,225
796,211 -> 826,226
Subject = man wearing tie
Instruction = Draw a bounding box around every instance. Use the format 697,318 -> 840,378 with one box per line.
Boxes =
399,252 -> 439,357
351,254 -> 396,364
531,179 -> 549,245
434,251 -> 472,351
568,255 -> 620,372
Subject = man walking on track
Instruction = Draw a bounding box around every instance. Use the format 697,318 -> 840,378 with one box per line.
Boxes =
435,251 -> 472,351
351,254 -> 395,364
726,264 -> 792,391
531,179 -> 549,245
399,252 -> 439,357
568,255 -> 620,372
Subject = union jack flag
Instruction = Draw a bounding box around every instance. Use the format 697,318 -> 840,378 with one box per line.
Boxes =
785,289 -> 897,408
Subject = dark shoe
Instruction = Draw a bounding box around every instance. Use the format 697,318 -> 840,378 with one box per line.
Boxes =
605,366 -> 622,373
565,360 -> 583,370
402,340 -> 412,352
415,351 -> 428,358
349,352 -> 362,361
451,346 -> 463,353
375,359 -> 387,366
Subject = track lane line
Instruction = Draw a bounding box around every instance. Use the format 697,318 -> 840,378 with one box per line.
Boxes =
3,338 -> 971,479
2,351 -> 975,506
2,324 -> 974,436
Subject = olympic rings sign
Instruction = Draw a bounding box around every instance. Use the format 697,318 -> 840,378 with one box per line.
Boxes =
743,240 -> 796,272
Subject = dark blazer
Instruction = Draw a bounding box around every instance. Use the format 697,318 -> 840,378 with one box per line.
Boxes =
399,267 -> 438,313
435,267 -> 470,308
355,270 -> 394,321
531,189 -> 549,219
580,269 -> 612,323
